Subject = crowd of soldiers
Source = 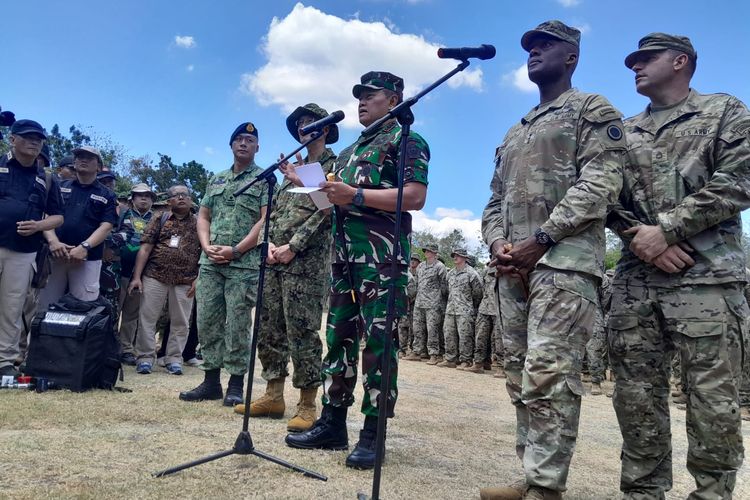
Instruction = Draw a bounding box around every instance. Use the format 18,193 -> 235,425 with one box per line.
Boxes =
3,16 -> 750,500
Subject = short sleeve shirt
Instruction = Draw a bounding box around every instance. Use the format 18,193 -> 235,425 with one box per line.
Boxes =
57,179 -> 118,261
141,212 -> 202,285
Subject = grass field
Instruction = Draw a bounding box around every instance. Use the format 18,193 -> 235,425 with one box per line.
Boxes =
2,345 -> 749,499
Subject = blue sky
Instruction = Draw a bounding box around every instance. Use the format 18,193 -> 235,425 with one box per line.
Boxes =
4,0 -> 750,245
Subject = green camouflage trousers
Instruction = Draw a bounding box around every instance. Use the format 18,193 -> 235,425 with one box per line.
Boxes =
497,266 -> 596,492
257,267 -> 324,389
321,263 -> 406,417
412,306 -> 443,356
741,340 -> 750,407
586,307 -> 608,384
196,264 -> 258,376
443,313 -> 475,363
398,302 -> 414,353
475,312 -> 500,365
608,282 -> 746,499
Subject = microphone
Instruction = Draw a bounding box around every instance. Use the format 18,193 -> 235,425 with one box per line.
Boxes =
299,110 -> 345,135
437,44 -> 496,60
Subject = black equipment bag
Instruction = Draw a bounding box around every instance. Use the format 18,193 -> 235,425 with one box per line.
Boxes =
25,294 -> 122,392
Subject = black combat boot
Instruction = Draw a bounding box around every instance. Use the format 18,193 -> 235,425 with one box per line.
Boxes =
345,416 -> 381,470
285,404 -> 348,450
223,374 -> 245,407
179,368 -> 222,402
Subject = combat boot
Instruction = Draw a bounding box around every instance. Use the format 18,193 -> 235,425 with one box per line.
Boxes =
493,367 -> 506,378
179,368 -> 223,402
234,377 -> 286,418
741,407 -> 750,421
437,359 -> 457,368
591,383 -> 603,396
404,352 -> 422,361
287,387 -> 318,433
523,486 -> 562,499
345,416 -> 380,469
223,374 -> 245,407
467,363 -> 484,374
425,355 -> 441,365
456,362 -> 471,370
479,479 -> 527,500
285,404 -> 348,450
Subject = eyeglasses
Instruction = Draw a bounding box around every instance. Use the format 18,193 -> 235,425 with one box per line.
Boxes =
170,193 -> 190,199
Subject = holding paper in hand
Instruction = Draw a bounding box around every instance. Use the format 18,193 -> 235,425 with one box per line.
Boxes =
287,162 -> 333,209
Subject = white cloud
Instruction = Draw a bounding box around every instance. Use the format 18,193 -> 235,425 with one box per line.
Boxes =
412,208 -> 486,255
204,146 -> 215,155
186,64 -> 195,72
240,3 -> 485,129
574,22 -> 591,34
180,140 -> 187,147
556,0 -> 581,7
502,63 -> 536,93
174,35 -> 196,49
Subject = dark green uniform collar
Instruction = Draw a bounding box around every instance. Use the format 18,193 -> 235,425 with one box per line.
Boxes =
631,88 -> 701,134
360,117 -> 399,139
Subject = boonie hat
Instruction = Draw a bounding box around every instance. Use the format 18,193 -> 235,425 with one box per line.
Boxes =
286,103 -> 339,144
131,182 -> 157,200
450,248 -> 470,259
421,243 -> 439,254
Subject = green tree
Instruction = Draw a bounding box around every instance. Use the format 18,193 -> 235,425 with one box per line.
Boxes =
604,228 -> 622,270
128,154 -> 210,201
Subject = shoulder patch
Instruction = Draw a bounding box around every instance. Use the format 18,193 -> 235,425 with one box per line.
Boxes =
36,176 -> 46,187
90,194 -> 108,204
212,177 -> 227,185
607,124 -> 623,141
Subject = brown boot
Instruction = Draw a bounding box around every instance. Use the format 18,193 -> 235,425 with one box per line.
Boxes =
591,383 -> 603,396
234,377 -> 285,418
467,363 -> 484,374
437,359 -> 457,368
479,480 -> 527,500
523,486 -> 562,499
287,387 -> 318,433
456,362 -> 470,371
425,355 -> 441,365
493,367 -> 506,378
741,407 -> 750,421
404,352 -> 423,361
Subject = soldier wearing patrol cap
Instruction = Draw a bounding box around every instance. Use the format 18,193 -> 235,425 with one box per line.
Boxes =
481,20 -> 626,500
407,243 -> 448,363
397,253 -> 420,357
234,103 -> 337,434
56,155 -> 76,181
180,121 -> 268,408
607,33 -> 750,499
439,247 -> 482,369
286,71 -> 430,470
0,120 -> 64,377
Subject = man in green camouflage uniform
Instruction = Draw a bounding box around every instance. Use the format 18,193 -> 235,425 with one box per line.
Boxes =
606,34 -> 750,499
179,122 -> 267,407
285,71 -> 429,471
587,268 -> 614,395
480,21 -> 625,500
406,244 -> 448,364
439,248 -> 482,369
398,255 -> 420,357
469,265 -> 501,374
234,104 -> 337,434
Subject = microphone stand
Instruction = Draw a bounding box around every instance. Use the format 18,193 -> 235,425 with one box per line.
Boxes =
153,132 -> 327,481
362,59 -> 471,500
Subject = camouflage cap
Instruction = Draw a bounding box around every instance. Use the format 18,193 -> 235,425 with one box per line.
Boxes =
352,71 -> 404,99
421,244 -> 439,254
286,103 -> 339,145
450,247 -> 470,259
521,20 -> 581,51
624,32 -> 697,69
410,254 -> 422,263
229,122 -> 258,145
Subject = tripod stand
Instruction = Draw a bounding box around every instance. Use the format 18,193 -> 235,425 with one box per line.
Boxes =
153,134 -> 328,481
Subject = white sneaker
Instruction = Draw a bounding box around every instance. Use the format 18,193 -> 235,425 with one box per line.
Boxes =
156,357 -> 166,367
185,357 -> 203,366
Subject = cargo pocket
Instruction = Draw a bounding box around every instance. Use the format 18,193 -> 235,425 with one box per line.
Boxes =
607,314 -> 639,358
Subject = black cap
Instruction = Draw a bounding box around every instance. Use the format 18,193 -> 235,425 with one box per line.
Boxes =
10,119 -> 47,139
59,155 -> 75,168
230,122 -> 259,145
97,171 -> 116,182
286,103 -> 339,144
39,144 -> 51,164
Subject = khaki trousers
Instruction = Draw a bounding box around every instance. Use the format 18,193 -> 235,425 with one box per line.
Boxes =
0,248 -> 36,368
135,276 -> 192,365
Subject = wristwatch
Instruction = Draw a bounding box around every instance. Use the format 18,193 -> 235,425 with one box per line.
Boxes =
352,187 -> 365,207
80,241 -> 92,252
534,228 -> 556,248
231,245 -> 243,260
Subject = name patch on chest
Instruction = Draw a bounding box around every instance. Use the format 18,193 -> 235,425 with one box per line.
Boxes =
0,167 -> 8,174
676,128 -> 711,137
36,177 -> 46,187
60,187 -> 72,193
90,194 -> 108,204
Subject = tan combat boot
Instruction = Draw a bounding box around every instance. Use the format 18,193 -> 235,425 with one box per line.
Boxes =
404,352 -> 422,361
456,362 -> 469,371
234,377 -> 285,418
591,383 -> 603,396
436,359 -> 457,368
287,387 -> 318,432
467,363 -> 484,374
425,355 -> 441,365
523,486 -> 562,499
479,480 -> 527,500
493,367 -> 506,378
742,407 -> 750,421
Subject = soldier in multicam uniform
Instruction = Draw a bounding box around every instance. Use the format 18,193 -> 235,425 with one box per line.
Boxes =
406,243 -> 448,364
233,104 -> 338,434
285,71 -> 429,470
587,267 -> 613,395
606,33 -> 750,499
438,248 -> 483,369
742,269 -> 750,422
179,122 -> 267,407
480,21 -> 625,500
469,264 -> 501,374
398,255 -> 420,357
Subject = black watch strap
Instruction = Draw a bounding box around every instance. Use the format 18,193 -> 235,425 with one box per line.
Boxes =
534,228 -> 556,247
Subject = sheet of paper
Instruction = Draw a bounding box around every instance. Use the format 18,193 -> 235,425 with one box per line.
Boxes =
294,162 -> 326,188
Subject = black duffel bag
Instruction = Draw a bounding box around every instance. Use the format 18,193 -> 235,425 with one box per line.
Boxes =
25,294 -> 122,392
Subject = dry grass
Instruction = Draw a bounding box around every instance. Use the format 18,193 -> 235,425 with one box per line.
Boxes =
2,339 -> 749,499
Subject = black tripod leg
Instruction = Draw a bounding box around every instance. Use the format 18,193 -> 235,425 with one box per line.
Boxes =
250,449 -> 328,481
152,449 -> 236,477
